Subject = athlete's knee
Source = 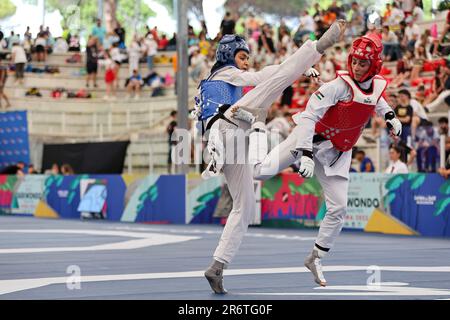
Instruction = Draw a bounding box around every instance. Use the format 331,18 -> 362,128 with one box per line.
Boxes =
326,204 -> 347,223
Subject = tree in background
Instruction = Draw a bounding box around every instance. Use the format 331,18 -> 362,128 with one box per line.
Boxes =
0,0 -> 17,20
45,0 -> 155,39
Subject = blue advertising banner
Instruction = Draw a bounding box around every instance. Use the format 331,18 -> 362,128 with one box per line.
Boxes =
0,111 -> 30,170
384,174 -> 450,237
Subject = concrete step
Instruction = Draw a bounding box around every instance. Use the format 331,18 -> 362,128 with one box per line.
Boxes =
40,51 -> 176,65
23,62 -> 175,78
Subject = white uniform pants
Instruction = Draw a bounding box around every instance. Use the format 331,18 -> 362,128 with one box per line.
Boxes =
253,126 -> 349,251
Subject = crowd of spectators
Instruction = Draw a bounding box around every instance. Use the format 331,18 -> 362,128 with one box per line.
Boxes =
0,18 -> 176,101
178,0 -> 450,177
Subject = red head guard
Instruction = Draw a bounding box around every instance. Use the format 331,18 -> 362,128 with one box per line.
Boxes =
347,33 -> 383,82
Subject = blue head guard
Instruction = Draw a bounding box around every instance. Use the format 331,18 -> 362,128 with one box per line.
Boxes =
215,34 -> 250,68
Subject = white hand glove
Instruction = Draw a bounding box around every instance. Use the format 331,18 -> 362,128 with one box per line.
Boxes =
299,156 -> 315,178
304,67 -> 320,78
386,118 -> 402,136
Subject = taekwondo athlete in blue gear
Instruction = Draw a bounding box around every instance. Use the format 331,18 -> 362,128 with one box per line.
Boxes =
194,23 -> 346,294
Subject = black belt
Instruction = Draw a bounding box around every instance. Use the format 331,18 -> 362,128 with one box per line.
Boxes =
312,134 -> 343,167
202,104 -> 238,136
313,134 -> 327,144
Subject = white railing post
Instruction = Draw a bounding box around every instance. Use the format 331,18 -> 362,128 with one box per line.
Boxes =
149,143 -> 154,174
108,111 -> 112,133
28,110 -> 33,132
99,123 -> 104,141
148,106 -> 153,128
440,134 -> 446,169
126,110 -> 130,130
62,112 -> 66,134
376,135 -> 381,173
92,113 -> 97,135
128,150 -> 133,174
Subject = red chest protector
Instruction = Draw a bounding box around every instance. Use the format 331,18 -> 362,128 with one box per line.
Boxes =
314,71 -> 387,152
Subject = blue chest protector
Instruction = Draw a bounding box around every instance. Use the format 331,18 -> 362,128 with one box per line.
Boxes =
197,73 -> 243,121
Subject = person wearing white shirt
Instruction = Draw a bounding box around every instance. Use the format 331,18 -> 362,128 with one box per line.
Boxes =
412,3 -> 424,23
127,36 -> 143,76
388,3 -> 405,26
385,146 -> 409,173
11,42 -> 27,84
296,10 -> 316,41
144,34 -> 158,72
401,0 -> 415,15
299,11 -> 316,33
404,17 -> 421,43
53,37 -> 69,54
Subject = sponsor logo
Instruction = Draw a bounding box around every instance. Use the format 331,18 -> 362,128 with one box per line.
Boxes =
414,195 -> 437,205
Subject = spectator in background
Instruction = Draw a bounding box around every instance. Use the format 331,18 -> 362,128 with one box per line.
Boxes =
167,111 -> 177,174
28,164 -> 38,174
0,161 -> 25,175
92,19 -> 106,45
0,61 -> 11,109
103,32 -> 119,50
355,150 -> 375,172
7,31 -> 19,50
85,36 -> 99,88
61,164 -> 74,175
438,117 -> 450,161
425,61 -> 450,113
438,117 -> 449,137
317,54 -> 335,82
390,50 -> 413,88
259,24 -> 276,64
382,25 -> 402,61
45,27 -> 55,54
127,35 -> 143,76
395,89 -> 415,143
34,33 -> 47,62
402,0 -> 416,18
45,163 -> 59,175
24,26 -> 31,41
53,37 -> 69,53
187,25 -> 199,48
349,2 -> 364,37
266,112 -> 293,144
167,33 -> 177,51
415,124 -> 440,172
404,15 -> 421,52
100,51 -> 119,100
125,69 -> 143,100
388,2 -> 405,26
114,22 -> 126,49
385,146 -> 409,173
144,34 -> 158,72
412,1 -> 424,23
189,46 -> 206,82
423,65 -> 448,106
438,154 -> 450,178
198,31 -> 211,57
220,12 -> 236,35
159,34 -> 169,51
11,41 -> 27,85
333,46 -> 346,70
296,10 -> 316,43
68,34 -> 81,52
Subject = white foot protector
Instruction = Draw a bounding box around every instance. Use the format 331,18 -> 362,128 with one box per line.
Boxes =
248,122 -> 268,165
231,106 -> 256,124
